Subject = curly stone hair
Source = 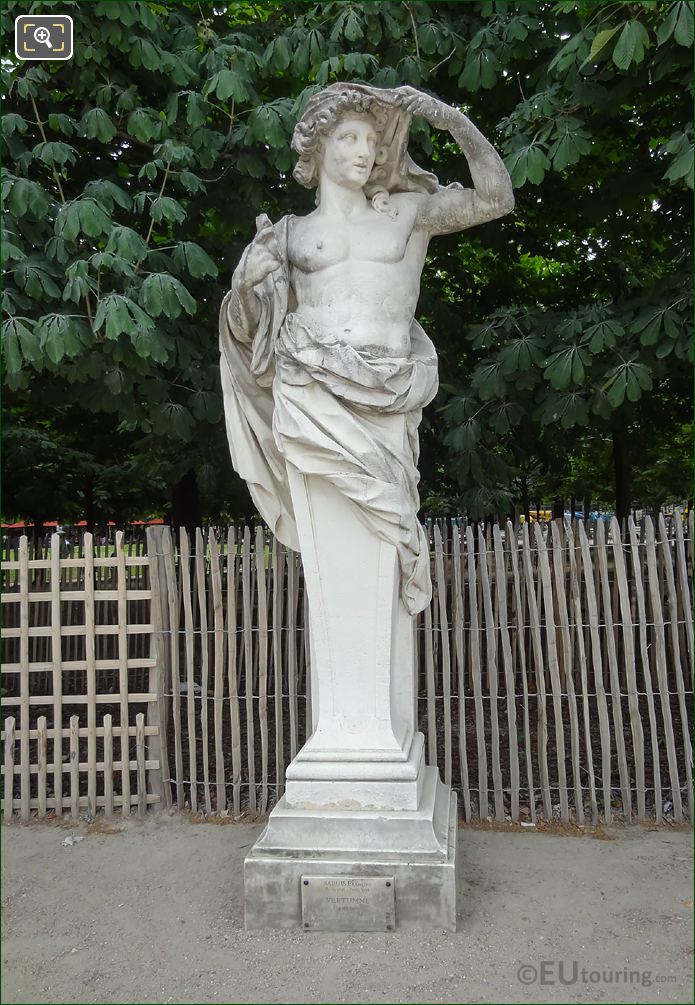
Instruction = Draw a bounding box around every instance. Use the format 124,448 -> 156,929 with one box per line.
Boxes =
291,90 -> 390,191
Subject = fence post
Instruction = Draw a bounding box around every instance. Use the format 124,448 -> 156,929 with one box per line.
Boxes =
84,532 -> 97,820
18,536 -> 30,821
145,526 -> 172,811
50,533 -> 63,817
115,532 -> 131,816
3,717 -> 16,821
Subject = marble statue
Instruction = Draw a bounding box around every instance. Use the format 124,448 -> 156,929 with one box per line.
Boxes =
219,82 -> 514,931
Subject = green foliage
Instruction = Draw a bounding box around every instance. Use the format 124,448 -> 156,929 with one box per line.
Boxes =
1,0 -> 691,524
611,20 -> 651,70
657,1 -> 694,46
81,106 -> 117,142
55,198 -> 112,242
139,274 -> 196,319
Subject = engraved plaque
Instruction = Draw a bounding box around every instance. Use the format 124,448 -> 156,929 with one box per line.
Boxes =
301,874 -> 396,932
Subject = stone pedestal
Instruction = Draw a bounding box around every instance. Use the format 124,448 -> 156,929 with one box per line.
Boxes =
245,769 -> 457,931
244,465 -> 457,931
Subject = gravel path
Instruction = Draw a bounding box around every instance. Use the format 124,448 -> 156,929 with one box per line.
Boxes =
1,814 -> 692,1004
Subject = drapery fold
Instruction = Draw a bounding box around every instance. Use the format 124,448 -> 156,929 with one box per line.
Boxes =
219,214 -> 438,614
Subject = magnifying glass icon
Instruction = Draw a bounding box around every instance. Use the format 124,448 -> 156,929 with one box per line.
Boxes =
33,26 -> 53,48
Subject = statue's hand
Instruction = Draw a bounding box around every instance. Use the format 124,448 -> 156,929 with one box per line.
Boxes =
239,217 -> 283,287
395,86 -> 456,130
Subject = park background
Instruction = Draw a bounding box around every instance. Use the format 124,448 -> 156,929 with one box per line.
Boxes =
1,8 -> 694,1002
2,0 -> 692,530
2,0 -> 693,826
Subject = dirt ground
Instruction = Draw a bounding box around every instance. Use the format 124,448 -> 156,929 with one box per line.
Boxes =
1,813 -> 692,1005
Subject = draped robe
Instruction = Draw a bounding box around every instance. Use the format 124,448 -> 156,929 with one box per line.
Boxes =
219,214 -> 439,615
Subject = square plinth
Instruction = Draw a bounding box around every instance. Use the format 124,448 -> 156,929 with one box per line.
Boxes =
244,786 -> 457,932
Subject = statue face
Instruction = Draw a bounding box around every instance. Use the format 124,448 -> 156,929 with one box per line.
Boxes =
319,115 -> 378,191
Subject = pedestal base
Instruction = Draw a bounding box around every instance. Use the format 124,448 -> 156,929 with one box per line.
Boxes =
244,769 -> 457,931
284,732 -> 425,811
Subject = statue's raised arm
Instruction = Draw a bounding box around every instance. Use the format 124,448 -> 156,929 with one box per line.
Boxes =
392,85 -> 515,235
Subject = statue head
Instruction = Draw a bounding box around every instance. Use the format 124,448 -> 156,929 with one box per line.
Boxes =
291,86 -> 389,191
291,82 -> 439,208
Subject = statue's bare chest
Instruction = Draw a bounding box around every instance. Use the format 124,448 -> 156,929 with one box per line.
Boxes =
289,214 -> 411,273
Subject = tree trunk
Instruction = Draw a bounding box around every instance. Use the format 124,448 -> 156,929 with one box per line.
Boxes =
520,475 -> 531,525
611,417 -> 632,525
171,468 -> 202,532
27,517 -> 44,551
83,479 -> 96,532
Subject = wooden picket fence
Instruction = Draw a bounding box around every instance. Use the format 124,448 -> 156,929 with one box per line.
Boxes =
2,513 -> 693,824
1,532 -> 167,819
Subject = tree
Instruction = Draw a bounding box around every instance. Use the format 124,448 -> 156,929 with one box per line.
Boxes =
3,0 -> 263,525
431,0 -> 693,520
2,1 -> 691,525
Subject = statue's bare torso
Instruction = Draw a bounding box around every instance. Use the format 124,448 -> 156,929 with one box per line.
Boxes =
288,194 -> 427,357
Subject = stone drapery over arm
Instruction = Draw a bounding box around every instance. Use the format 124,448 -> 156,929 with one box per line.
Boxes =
219,214 -> 301,552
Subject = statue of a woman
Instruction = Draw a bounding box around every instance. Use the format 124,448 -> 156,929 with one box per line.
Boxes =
220,82 -> 513,809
